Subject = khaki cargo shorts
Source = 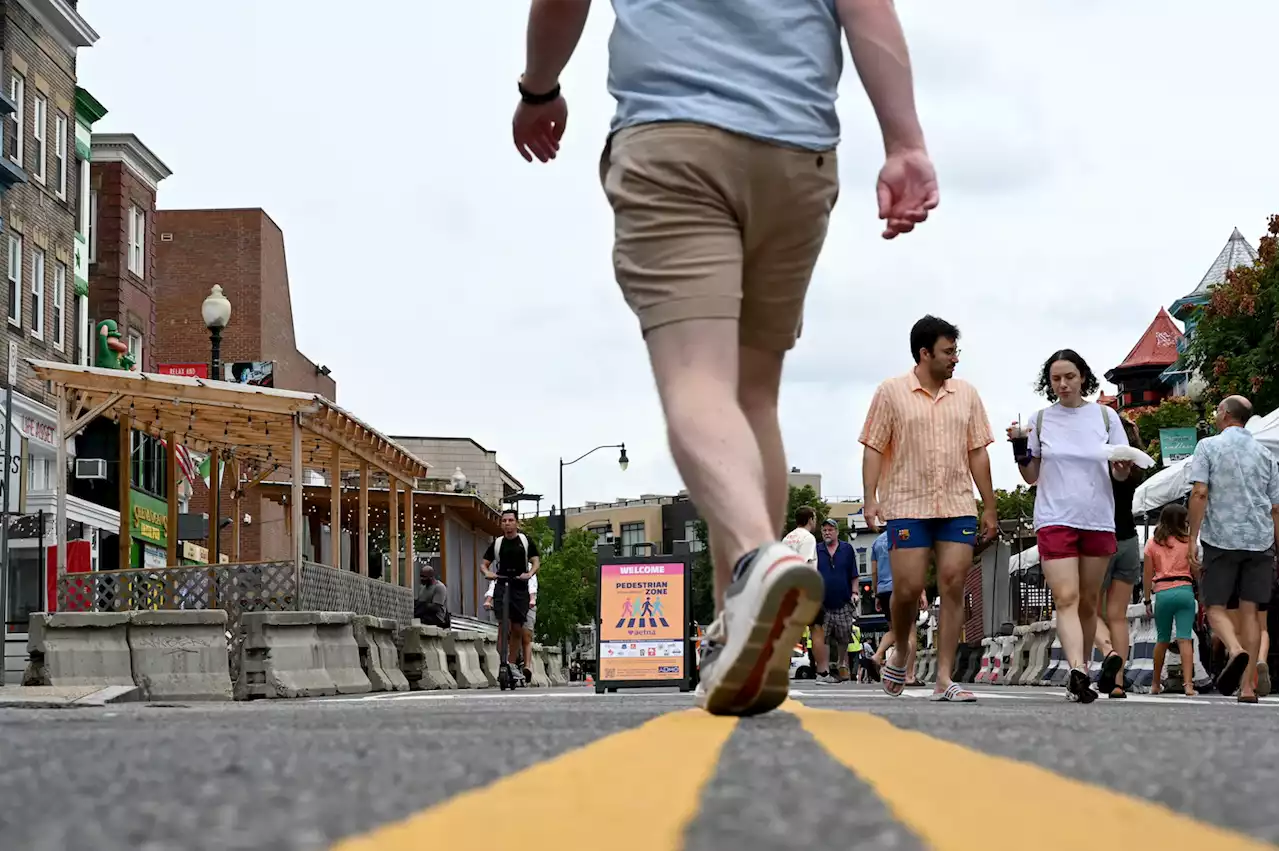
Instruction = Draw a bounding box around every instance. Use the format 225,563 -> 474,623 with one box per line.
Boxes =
599,122 -> 839,352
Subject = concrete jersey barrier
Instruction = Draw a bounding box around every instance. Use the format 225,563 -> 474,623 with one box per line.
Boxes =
315,613 -> 372,695
352,615 -> 410,693
238,611 -> 337,700
128,609 -> 232,701
528,644 -> 552,688
477,635 -> 501,687
24,612 -> 134,689
446,632 -> 488,689
400,625 -> 457,691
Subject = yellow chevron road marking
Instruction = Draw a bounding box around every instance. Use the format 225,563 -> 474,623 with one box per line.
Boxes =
787,702 -> 1270,851
330,709 -> 737,851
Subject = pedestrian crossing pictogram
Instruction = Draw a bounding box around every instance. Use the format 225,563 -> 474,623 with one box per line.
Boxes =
616,594 -> 669,629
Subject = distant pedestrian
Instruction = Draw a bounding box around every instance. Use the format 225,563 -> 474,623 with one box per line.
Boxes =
1143,504 -> 1200,696
814,519 -> 859,684
783,507 -> 820,567
870,529 -> 926,687
861,316 -> 998,703
414,566 -> 450,629
1187,395 -> 1279,703
485,572 -> 540,681
481,510 -> 541,677
1009,349 -> 1132,704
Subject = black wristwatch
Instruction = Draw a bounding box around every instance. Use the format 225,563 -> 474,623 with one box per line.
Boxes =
518,78 -> 561,105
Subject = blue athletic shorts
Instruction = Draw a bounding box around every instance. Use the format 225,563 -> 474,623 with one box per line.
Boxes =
886,516 -> 978,550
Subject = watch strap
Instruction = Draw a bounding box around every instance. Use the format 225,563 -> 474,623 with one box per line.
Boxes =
518,79 -> 561,105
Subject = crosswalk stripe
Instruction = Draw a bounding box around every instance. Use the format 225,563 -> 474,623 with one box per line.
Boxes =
328,708 -> 736,851
786,701 -> 1271,851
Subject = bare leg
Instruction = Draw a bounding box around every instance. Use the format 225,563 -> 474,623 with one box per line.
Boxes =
508,624 -> 522,664
1151,643 -> 1167,694
1094,615 -> 1114,658
875,630 -> 895,665
1077,556 -> 1110,668
1104,581 -> 1133,666
646,320 -> 776,604
1238,601 -> 1261,699
933,541 -> 973,691
888,548 -> 929,670
739,346 -> 788,537
1042,558 -> 1085,669
811,624 -> 829,673
1254,611 -> 1270,692
522,626 -> 534,673
1178,640 -> 1196,692
1208,606 -> 1244,657
906,625 -> 919,681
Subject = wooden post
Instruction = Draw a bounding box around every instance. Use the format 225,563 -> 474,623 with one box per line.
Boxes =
472,529 -> 479,618
439,510 -> 448,588
358,461 -> 369,576
208,449 -> 221,565
388,477 -> 399,586
403,485 -> 414,588
232,460 -> 242,562
165,432 -> 178,566
292,414 -> 304,571
329,444 -> 342,569
54,384 -> 68,581
118,415 -> 132,571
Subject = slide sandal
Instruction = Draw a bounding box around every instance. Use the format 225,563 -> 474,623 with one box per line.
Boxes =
929,683 -> 977,702
881,652 -> 908,697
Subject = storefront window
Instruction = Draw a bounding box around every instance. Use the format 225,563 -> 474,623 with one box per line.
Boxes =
4,546 -> 43,632
130,430 -> 168,499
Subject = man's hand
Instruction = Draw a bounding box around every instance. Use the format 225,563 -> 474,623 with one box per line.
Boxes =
513,96 -> 568,163
1188,543 -> 1201,572
518,572 -> 532,580
1111,459 -> 1133,480
980,506 -> 999,542
482,570 -> 497,581
864,500 -> 884,531
484,597 -> 493,611
874,595 -> 882,613
876,148 -> 938,239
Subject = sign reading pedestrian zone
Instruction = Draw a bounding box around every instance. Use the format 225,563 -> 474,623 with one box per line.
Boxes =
596,559 -> 690,688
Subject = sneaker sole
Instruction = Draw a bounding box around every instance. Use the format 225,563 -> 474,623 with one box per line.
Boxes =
696,559 -> 823,717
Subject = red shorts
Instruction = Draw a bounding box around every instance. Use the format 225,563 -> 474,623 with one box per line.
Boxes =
1036,525 -> 1117,560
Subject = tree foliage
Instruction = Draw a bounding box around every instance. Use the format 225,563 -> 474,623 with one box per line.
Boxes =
782,485 -> 830,539
520,516 -> 599,647
976,486 -> 1036,521
690,519 -> 715,626
1183,215 -> 1278,416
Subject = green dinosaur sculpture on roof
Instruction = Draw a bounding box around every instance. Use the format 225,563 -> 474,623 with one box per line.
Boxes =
95,320 -> 134,371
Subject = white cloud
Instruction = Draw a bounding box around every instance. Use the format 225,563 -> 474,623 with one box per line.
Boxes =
77,0 -> 1279,509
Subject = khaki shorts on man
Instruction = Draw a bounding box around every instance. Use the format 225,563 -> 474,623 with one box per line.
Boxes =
600,122 -> 839,351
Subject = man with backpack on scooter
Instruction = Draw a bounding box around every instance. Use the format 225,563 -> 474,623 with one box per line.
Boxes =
481,510 -> 541,684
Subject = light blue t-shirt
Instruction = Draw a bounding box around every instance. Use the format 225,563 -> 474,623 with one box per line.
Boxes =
871,532 -> 892,594
606,0 -> 844,151
1188,426 -> 1279,552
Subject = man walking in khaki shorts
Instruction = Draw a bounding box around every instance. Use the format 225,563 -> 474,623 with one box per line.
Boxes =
511,0 -> 938,716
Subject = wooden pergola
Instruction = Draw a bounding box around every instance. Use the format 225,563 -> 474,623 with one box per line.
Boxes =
29,360 -> 431,587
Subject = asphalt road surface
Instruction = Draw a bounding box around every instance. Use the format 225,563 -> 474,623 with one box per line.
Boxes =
0,684 -> 1275,851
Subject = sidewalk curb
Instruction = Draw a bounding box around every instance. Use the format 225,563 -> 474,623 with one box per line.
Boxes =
0,685 -> 140,709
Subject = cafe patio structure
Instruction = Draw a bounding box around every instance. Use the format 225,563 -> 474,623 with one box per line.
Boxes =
28,360 -> 432,643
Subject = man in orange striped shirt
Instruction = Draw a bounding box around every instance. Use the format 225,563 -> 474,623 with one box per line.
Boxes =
859,316 -> 998,702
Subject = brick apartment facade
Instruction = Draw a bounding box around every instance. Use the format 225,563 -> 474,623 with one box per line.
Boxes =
88,133 -> 170,371
1,0 -> 97,402
153,208 -> 337,562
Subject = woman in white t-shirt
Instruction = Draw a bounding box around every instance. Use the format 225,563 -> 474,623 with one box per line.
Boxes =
1007,349 -> 1133,703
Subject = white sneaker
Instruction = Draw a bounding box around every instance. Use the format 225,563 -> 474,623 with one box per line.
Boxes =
694,542 -> 823,716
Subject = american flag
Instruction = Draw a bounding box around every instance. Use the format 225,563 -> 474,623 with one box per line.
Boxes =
160,437 -> 200,485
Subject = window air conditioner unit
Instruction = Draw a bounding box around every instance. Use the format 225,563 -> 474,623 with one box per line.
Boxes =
75,458 -> 108,480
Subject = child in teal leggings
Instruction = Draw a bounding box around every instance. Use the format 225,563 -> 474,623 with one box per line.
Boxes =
1143,505 -> 1200,696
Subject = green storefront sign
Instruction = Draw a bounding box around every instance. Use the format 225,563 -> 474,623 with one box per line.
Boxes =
129,489 -> 169,568
1159,427 -> 1198,466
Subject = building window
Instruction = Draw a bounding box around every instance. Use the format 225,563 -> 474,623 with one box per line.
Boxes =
590,526 -> 611,548
127,205 -> 145,277
30,249 -> 44,340
683,519 -> 705,552
54,113 -> 67,199
6,234 -> 20,326
127,329 -> 142,371
52,262 -> 66,351
8,74 -> 23,166
131,431 -> 168,499
87,189 -> 98,263
31,95 -> 46,183
26,454 -> 54,491
620,521 -> 645,552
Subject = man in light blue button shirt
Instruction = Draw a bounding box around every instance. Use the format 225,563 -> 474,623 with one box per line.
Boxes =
510,0 -> 938,718
1188,395 -> 1280,701
869,529 -> 925,682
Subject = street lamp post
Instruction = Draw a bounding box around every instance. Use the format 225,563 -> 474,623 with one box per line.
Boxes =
201,285 -> 232,380
557,442 -> 628,550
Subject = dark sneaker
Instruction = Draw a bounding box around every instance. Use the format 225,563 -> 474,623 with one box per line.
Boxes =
694,543 -> 824,717
1067,667 -> 1097,704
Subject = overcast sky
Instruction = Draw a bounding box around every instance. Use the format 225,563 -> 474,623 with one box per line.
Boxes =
78,1 -> 1278,509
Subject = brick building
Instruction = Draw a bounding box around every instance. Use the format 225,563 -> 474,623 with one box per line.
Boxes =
2,0 -> 96,401
153,208 -> 337,562
87,132 -> 171,371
